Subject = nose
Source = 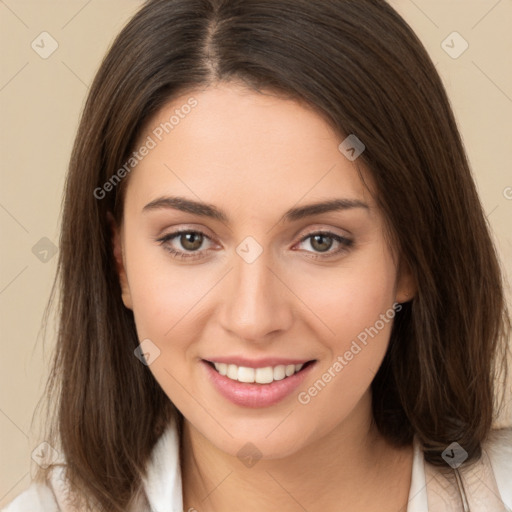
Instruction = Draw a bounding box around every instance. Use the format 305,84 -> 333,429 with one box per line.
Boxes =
218,252 -> 294,342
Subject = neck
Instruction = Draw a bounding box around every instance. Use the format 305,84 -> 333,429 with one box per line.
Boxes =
180,392 -> 413,512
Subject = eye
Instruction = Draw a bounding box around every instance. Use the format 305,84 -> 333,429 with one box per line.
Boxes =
156,230 -> 215,260
295,231 -> 353,259
156,229 -> 353,261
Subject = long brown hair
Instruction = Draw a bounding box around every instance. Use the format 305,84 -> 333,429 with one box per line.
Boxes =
34,0 -> 510,510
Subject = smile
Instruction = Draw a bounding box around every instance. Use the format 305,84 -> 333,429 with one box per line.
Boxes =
209,361 -> 307,384
202,359 -> 317,408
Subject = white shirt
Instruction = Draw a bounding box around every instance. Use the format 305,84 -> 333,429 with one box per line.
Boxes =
3,419 -> 512,511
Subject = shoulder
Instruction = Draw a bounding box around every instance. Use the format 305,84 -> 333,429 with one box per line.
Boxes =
484,426 -> 512,461
2,418 -> 182,512
1,482 -> 59,512
408,429 -> 512,512
483,427 -> 512,507
2,465 -> 76,512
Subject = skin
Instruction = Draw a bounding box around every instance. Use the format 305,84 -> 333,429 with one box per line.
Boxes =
112,82 -> 416,512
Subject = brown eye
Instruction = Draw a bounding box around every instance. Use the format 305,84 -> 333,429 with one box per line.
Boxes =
295,231 -> 353,259
156,230 -> 214,260
310,234 -> 334,252
180,232 -> 204,251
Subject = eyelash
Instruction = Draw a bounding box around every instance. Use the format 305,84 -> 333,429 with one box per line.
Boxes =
156,229 -> 353,261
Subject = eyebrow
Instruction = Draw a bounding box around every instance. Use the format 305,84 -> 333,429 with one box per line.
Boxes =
142,195 -> 369,223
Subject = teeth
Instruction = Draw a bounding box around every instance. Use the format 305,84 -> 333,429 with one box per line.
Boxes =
212,362 -> 305,384
238,366 -> 255,383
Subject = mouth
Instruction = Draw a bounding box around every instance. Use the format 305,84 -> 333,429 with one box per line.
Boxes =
202,358 -> 317,408
203,359 -> 316,385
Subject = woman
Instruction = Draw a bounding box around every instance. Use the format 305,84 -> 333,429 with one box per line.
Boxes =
4,0 -> 511,510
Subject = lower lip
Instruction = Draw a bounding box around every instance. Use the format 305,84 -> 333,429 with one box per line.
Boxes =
202,360 -> 316,408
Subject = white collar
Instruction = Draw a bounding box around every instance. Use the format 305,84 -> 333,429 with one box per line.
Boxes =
406,436 -> 429,512
141,416 -> 183,512
142,417 -> 429,512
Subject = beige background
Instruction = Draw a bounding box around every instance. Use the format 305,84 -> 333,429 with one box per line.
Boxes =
1,0 -> 511,506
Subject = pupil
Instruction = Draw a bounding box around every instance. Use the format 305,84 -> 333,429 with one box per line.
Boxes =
312,235 -> 332,252
182,233 -> 202,251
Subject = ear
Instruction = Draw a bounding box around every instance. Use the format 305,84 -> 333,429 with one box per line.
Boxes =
395,258 -> 417,304
107,212 -> 133,310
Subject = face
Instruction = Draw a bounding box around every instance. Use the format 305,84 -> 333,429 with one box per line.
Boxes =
112,82 -> 413,459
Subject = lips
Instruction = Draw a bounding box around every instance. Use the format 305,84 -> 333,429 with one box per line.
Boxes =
202,358 -> 317,408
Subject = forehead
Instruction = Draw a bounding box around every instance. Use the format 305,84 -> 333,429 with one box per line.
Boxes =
124,82 -> 374,216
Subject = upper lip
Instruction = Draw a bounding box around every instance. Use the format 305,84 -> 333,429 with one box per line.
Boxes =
203,356 -> 315,368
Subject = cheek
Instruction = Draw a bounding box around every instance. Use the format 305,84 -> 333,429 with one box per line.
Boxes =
292,244 -> 398,405
295,289 -> 397,428
123,235 -> 216,341
291,244 -> 398,345
123,245 -> 214,405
